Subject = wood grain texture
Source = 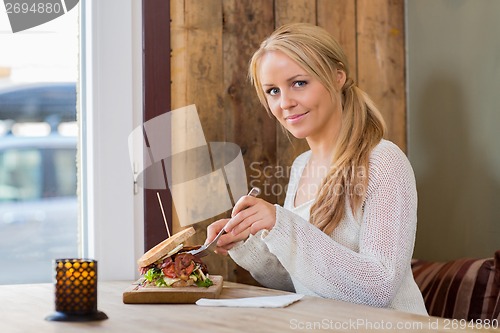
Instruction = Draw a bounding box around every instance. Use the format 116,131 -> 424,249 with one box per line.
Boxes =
0,282 -> 485,333
170,0 -> 230,280
357,0 -> 407,151
317,0 -> 357,81
170,0 -> 188,234
171,0 -> 188,110
122,276 -> 223,304
184,0 -> 224,144
275,0 -> 316,27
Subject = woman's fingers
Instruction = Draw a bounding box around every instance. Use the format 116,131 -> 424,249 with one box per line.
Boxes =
216,227 -> 250,247
231,195 -> 258,218
226,198 -> 277,236
206,195 -> 276,254
215,238 -> 241,255
225,205 -> 258,235
214,227 -> 251,255
204,218 -> 229,245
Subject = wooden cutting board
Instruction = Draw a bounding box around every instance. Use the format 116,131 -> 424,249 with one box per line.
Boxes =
122,276 -> 223,304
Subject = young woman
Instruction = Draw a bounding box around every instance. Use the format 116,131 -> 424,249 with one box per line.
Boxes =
205,23 -> 427,315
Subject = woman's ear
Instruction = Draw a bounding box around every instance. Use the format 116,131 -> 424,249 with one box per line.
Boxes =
336,69 -> 347,89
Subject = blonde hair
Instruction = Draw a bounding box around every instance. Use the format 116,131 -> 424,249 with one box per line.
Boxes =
249,23 -> 386,234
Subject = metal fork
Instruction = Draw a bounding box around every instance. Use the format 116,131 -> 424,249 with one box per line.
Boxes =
187,187 -> 261,258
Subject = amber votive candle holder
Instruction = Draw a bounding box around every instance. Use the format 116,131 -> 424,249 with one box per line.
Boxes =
45,258 -> 108,322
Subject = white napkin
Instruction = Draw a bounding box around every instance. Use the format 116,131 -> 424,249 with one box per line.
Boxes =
195,294 -> 304,308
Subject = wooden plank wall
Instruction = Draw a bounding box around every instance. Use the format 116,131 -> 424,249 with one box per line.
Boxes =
170,0 -> 405,284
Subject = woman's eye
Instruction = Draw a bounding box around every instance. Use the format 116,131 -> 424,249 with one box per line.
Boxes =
266,87 -> 280,96
293,80 -> 307,88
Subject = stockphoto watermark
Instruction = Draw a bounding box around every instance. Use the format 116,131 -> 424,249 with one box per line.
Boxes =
3,0 -> 79,33
290,318 -> 426,330
289,317 -> 499,331
249,161 -> 368,198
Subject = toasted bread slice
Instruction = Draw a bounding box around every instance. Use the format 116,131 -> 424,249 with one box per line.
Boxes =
137,227 -> 196,268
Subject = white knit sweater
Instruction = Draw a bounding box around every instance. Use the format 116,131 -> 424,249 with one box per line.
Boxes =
229,140 -> 428,315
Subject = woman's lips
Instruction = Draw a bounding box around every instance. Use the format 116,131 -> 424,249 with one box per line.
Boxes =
285,111 -> 309,124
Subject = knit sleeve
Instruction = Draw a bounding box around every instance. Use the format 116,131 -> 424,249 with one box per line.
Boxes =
262,142 -> 418,307
228,231 -> 295,292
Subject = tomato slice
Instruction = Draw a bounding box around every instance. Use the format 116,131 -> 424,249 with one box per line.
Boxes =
162,262 -> 177,278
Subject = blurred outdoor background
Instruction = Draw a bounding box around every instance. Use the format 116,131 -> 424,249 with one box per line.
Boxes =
0,3 -> 79,284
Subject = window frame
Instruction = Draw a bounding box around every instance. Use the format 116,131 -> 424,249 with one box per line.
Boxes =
80,0 -> 143,280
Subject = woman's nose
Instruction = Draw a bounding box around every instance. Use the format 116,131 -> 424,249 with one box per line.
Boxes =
280,91 -> 297,110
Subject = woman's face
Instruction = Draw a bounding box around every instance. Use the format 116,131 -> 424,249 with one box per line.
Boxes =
258,50 -> 345,141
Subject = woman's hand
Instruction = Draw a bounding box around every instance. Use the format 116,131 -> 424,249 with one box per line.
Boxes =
204,218 -> 250,256
224,195 -> 276,237
204,196 -> 276,255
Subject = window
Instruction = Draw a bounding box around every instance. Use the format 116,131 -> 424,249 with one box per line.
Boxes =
0,3 -> 79,284
0,148 -> 42,201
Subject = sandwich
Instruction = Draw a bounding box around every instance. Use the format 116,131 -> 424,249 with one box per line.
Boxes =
137,227 -> 213,288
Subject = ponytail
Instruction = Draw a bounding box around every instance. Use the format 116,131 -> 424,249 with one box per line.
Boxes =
310,78 -> 386,234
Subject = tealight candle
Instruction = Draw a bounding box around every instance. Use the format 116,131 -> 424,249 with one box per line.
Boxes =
45,258 -> 108,322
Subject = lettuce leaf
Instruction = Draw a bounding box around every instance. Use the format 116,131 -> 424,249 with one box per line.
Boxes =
195,277 -> 213,288
144,267 -> 162,282
192,270 -> 213,287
